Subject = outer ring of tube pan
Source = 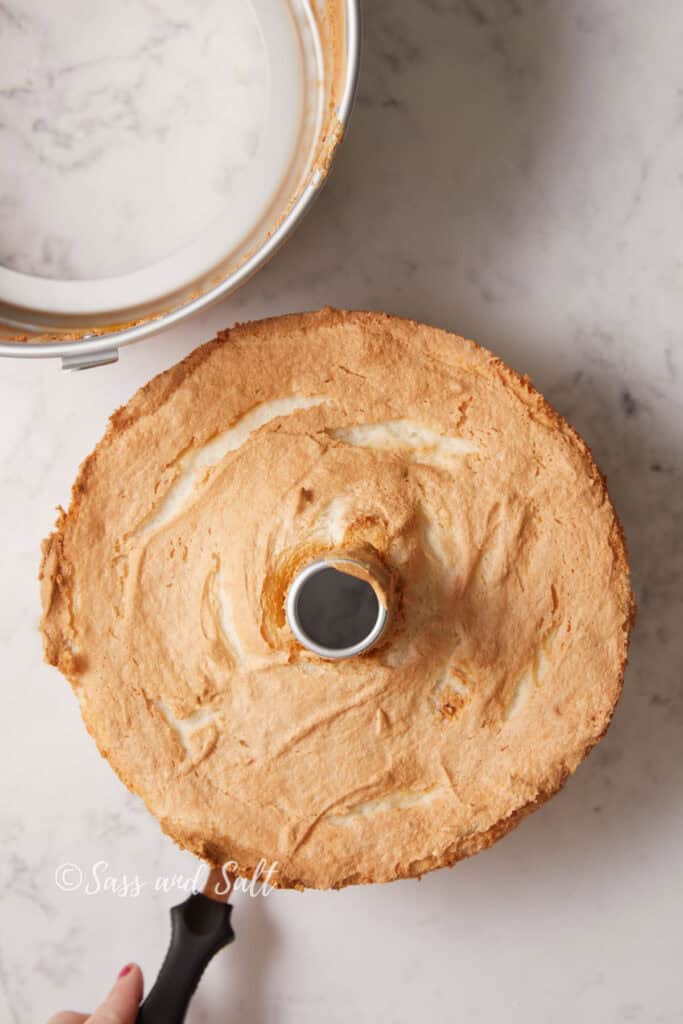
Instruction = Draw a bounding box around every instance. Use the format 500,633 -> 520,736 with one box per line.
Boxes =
0,0 -> 361,370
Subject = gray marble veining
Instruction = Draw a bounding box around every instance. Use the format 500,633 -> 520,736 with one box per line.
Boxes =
0,0 -> 267,279
1,1 -> 682,1022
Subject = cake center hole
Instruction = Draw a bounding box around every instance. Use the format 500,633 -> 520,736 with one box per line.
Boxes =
294,567 -> 381,652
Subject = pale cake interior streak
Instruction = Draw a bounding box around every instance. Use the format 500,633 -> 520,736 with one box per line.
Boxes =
505,626 -> 559,721
155,701 -> 216,754
137,396 -> 328,537
331,420 -> 478,467
327,787 -> 439,824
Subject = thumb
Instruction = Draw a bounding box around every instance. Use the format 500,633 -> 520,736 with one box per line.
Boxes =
87,964 -> 143,1024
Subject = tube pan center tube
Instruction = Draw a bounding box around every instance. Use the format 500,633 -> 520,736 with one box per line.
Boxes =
286,557 -> 389,660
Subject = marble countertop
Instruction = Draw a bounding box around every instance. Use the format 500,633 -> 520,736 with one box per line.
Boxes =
1,1 -> 682,1021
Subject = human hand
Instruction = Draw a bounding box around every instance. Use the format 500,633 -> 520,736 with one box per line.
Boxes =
48,963 -> 143,1024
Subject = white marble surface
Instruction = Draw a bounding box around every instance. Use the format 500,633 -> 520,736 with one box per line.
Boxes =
0,0 -> 271,279
1,1 -> 683,1021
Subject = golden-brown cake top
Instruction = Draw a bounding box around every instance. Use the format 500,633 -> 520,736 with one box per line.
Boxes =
40,309 -> 634,889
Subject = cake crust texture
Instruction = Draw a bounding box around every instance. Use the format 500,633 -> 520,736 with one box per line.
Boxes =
40,309 -> 634,889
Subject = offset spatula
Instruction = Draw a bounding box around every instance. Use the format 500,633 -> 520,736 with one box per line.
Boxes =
136,869 -> 235,1024
136,559 -> 379,1021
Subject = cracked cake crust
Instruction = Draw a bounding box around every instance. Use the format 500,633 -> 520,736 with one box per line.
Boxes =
40,309 -> 635,889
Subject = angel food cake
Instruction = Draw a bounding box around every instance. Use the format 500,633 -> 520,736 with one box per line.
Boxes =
40,309 -> 634,889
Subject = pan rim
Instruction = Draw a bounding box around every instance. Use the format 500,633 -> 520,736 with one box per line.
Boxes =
0,0 -> 361,364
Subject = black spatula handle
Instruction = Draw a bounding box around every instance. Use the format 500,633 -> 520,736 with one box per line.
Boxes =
136,892 -> 235,1024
